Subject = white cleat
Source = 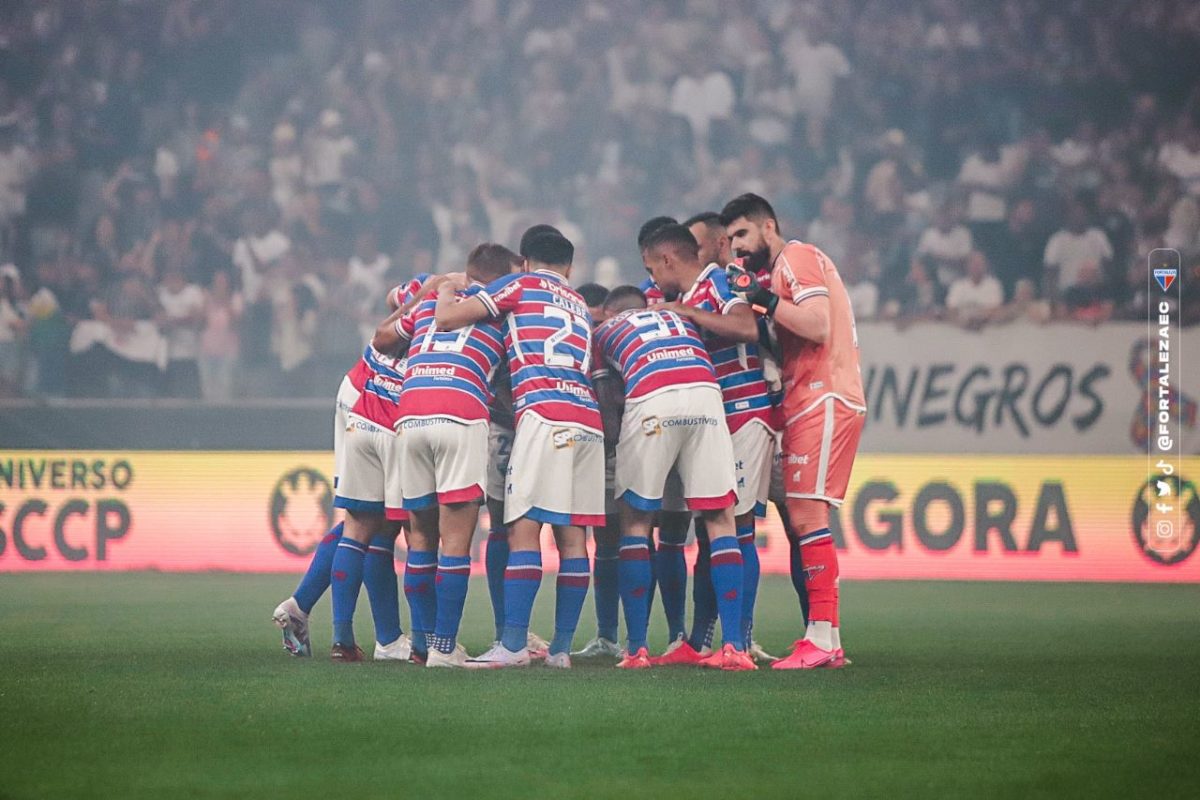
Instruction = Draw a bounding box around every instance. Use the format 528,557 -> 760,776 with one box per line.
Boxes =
748,640 -> 778,663
373,634 -> 413,661
465,643 -> 531,669
272,598 -> 311,657
426,645 -> 471,668
571,637 -> 622,659
526,632 -> 550,660
544,651 -> 571,669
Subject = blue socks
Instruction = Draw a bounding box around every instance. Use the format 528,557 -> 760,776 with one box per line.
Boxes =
737,523 -> 760,646
485,529 -> 509,641
593,542 -> 620,641
789,533 -> 810,624
689,524 -> 716,651
656,529 -> 688,643
709,535 -> 745,650
364,534 -> 402,646
293,522 -> 343,614
551,557 -> 590,655
618,536 -> 652,652
404,550 -> 437,657
500,550 -> 542,652
330,537 -> 367,646
433,554 -> 471,654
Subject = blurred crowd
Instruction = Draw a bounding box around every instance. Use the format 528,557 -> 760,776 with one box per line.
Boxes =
0,0 -> 1198,399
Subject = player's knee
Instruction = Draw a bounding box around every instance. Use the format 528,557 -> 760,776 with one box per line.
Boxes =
787,499 -> 829,536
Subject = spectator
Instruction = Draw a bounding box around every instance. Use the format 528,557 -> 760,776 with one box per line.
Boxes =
1044,201 -> 1114,298
668,53 -> 735,146
914,203 -> 973,293
304,109 -> 356,193
199,269 -> 242,401
1158,124 -> 1200,197
990,198 -> 1047,297
992,278 -> 1052,325
946,250 -> 1004,328
957,135 -> 1026,259
1059,260 -> 1114,324
157,267 -> 205,397
0,262 -> 27,395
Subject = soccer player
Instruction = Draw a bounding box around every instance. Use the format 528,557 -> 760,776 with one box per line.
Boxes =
571,286 -> 626,660
380,244 -> 520,667
271,275 -> 429,659
719,192 -> 866,669
435,231 -> 604,669
648,223 -> 780,665
482,224 -> 562,660
592,284 -> 753,671
328,345 -> 408,662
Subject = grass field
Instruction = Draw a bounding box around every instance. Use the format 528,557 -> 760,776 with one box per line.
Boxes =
1,575 -> 1198,799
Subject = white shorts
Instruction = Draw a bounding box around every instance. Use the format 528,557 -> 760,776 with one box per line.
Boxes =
397,417 -> 488,509
732,421 -> 776,517
614,387 -> 737,513
333,376 -> 360,489
487,422 -> 515,502
505,413 -> 606,527
334,415 -> 406,520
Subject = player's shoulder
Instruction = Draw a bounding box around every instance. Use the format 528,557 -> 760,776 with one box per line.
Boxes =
777,239 -> 836,278
483,271 -> 526,292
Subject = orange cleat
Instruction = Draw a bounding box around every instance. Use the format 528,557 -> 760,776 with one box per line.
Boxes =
649,640 -> 707,666
699,643 -> 758,671
616,647 -> 652,669
771,639 -> 835,670
330,642 -> 365,663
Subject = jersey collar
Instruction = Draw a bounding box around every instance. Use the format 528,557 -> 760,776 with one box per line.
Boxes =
531,268 -> 567,284
682,263 -> 721,303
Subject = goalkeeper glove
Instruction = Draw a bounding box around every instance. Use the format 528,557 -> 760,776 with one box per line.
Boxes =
725,262 -> 779,317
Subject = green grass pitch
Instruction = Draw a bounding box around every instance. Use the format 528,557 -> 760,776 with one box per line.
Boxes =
1,574 -> 1197,798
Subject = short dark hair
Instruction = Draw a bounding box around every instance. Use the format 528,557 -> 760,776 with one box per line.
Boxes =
519,224 -> 562,257
603,285 -> 648,313
641,223 -> 699,260
468,242 -> 522,280
683,211 -> 722,230
523,231 -> 574,267
637,216 -> 678,249
719,194 -> 777,227
576,282 -> 610,308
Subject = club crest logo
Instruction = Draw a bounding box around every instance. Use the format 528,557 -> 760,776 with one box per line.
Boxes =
1153,267 -> 1177,292
641,416 -> 661,436
270,467 -> 334,556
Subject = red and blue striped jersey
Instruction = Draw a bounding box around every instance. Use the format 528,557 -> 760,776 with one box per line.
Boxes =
640,276 -> 666,305
395,288 -> 506,424
681,263 -> 778,433
592,307 -> 717,402
344,274 -> 430,391
476,269 -> 601,431
349,350 -> 406,429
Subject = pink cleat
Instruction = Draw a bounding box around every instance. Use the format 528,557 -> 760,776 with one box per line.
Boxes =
699,643 -> 758,671
649,639 -> 708,666
616,647 -> 652,669
772,639 -> 836,670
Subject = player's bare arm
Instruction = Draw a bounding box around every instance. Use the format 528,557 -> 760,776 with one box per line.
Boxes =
371,305 -> 410,353
593,374 -> 625,456
433,278 -> 488,330
660,301 -> 759,343
770,294 -> 831,345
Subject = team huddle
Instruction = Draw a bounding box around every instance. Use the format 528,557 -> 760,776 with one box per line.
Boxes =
271,193 -> 866,671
